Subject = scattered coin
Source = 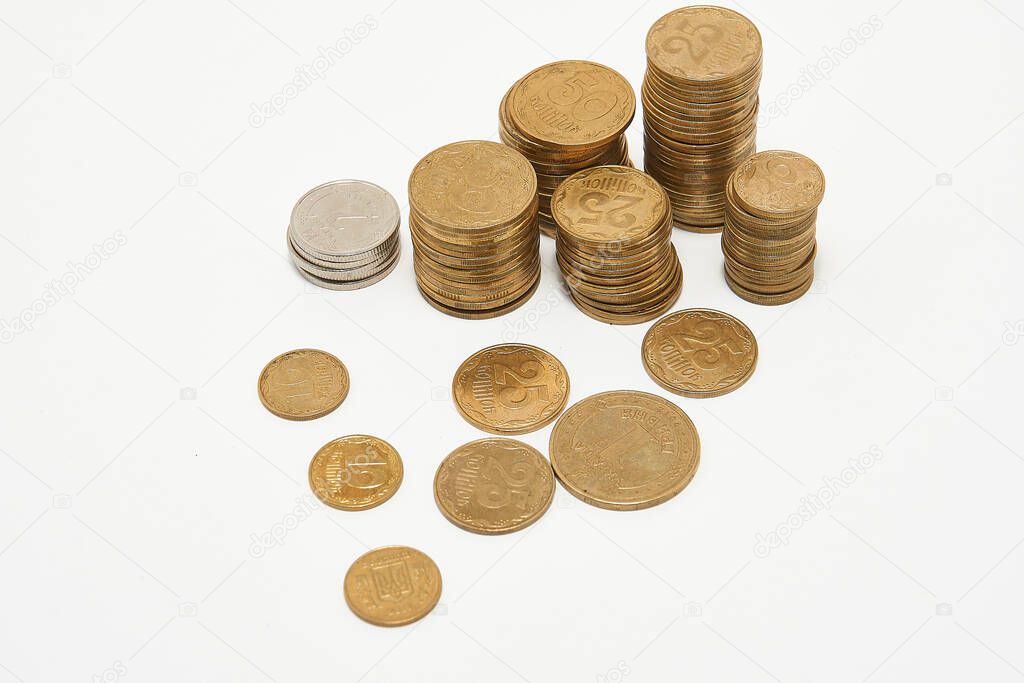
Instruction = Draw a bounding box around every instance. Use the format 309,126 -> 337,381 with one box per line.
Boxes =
344,546 -> 442,627
642,309 -> 757,398
257,349 -> 349,420
643,6 -> 763,232
552,165 -> 682,324
723,150 -> 824,305
500,60 -> 635,237
287,180 -> 401,290
549,390 -> 700,510
434,438 -> 555,534
308,435 -> 403,511
408,140 -> 541,318
452,344 -> 570,435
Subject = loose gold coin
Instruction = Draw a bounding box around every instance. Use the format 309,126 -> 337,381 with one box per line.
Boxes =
343,546 -> 442,627
452,344 -> 570,435
434,438 -> 555,534
257,348 -> 349,420
642,309 -> 758,398
308,435 -> 403,511
549,390 -> 700,510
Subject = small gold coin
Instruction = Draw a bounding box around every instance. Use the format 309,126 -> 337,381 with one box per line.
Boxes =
343,546 -> 442,627
434,438 -> 555,534
308,435 -> 403,511
642,309 -> 758,398
731,150 -> 825,219
257,348 -> 349,420
549,390 -> 700,510
452,344 -> 570,435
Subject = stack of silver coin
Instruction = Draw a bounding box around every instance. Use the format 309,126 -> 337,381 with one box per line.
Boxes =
287,180 -> 401,290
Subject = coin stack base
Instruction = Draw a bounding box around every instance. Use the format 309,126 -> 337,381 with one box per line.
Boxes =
723,150 -> 825,305
500,61 -> 635,238
643,7 -> 763,233
288,180 -> 401,290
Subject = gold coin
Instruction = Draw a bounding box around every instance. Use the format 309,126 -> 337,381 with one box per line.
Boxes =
551,165 -> 669,244
434,438 -> 555,534
731,150 -> 825,219
452,344 -> 570,435
642,309 -> 757,398
549,390 -> 700,510
408,140 -> 536,231
645,7 -> 762,84
308,435 -> 403,511
257,348 -> 349,420
343,546 -> 441,627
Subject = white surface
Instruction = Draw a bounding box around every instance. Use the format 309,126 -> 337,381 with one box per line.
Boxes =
2,1 -> 1023,681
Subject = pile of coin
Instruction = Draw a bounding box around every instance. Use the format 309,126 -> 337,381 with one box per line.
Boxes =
723,150 -> 824,305
408,140 -> 541,319
500,60 -> 635,237
642,6 -> 762,233
552,165 -> 682,324
287,180 -> 401,290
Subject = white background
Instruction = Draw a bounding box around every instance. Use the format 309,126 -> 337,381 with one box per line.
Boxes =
1,0 -> 1023,681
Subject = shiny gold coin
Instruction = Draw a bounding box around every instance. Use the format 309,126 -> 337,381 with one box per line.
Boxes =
434,438 -> 555,534
646,7 -> 762,84
731,150 -> 825,219
452,344 -> 570,435
642,309 -> 757,398
257,348 -> 349,420
551,165 -> 669,245
308,435 -> 403,511
549,390 -> 700,510
343,546 -> 441,627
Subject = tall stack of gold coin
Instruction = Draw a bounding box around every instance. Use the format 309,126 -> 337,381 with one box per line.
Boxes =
723,150 -> 825,305
500,60 -> 635,237
552,165 -> 682,324
642,6 -> 763,233
408,140 -> 541,319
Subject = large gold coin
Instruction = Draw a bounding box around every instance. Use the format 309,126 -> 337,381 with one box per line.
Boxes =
257,348 -> 349,420
434,438 -> 555,534
343,546 -> 441,627
642,309 -> 757,398
549,390 -> 699,510
645,7 -> 762,84
551,165 -> 669,245
308,435 -> 403,511
452,344 -> 570,435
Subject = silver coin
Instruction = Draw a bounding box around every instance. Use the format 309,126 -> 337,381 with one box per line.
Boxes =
290,243 -> 400,282
288,232 -> 399,270
295,244 -> 402,290
288,180 -> 401,258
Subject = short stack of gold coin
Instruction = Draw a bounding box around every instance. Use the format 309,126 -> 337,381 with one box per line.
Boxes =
552,165 -> 682,324
642,6 -> 762,233
500,60 -> 635,237
408,140 -> 541,319
723,150 -> 825,305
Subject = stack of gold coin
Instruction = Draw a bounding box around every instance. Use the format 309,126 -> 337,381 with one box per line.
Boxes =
500,60 -> 635,237
551,165 -> 682,324
408,140 -> 541,319
723,150 -> 824,305
642,6 -> 763,233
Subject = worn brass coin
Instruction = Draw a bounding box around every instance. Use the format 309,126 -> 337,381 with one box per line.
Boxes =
453,344 -> 570,435
550,390 -> 700,510
731,150 -> 825,219
343,546 -> 441,627
434,438 -> 555,534
642,309 -> 757,398
257,349 -> 349,420
308,435 -> 403,511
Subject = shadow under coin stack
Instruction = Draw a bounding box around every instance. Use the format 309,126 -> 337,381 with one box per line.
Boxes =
642,6 -> 762,233
723,150 -> 825,305
408,140 -> 541,319
552,165 -> 682,324
500,60 -> 635,237
288,180 -> 401,290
